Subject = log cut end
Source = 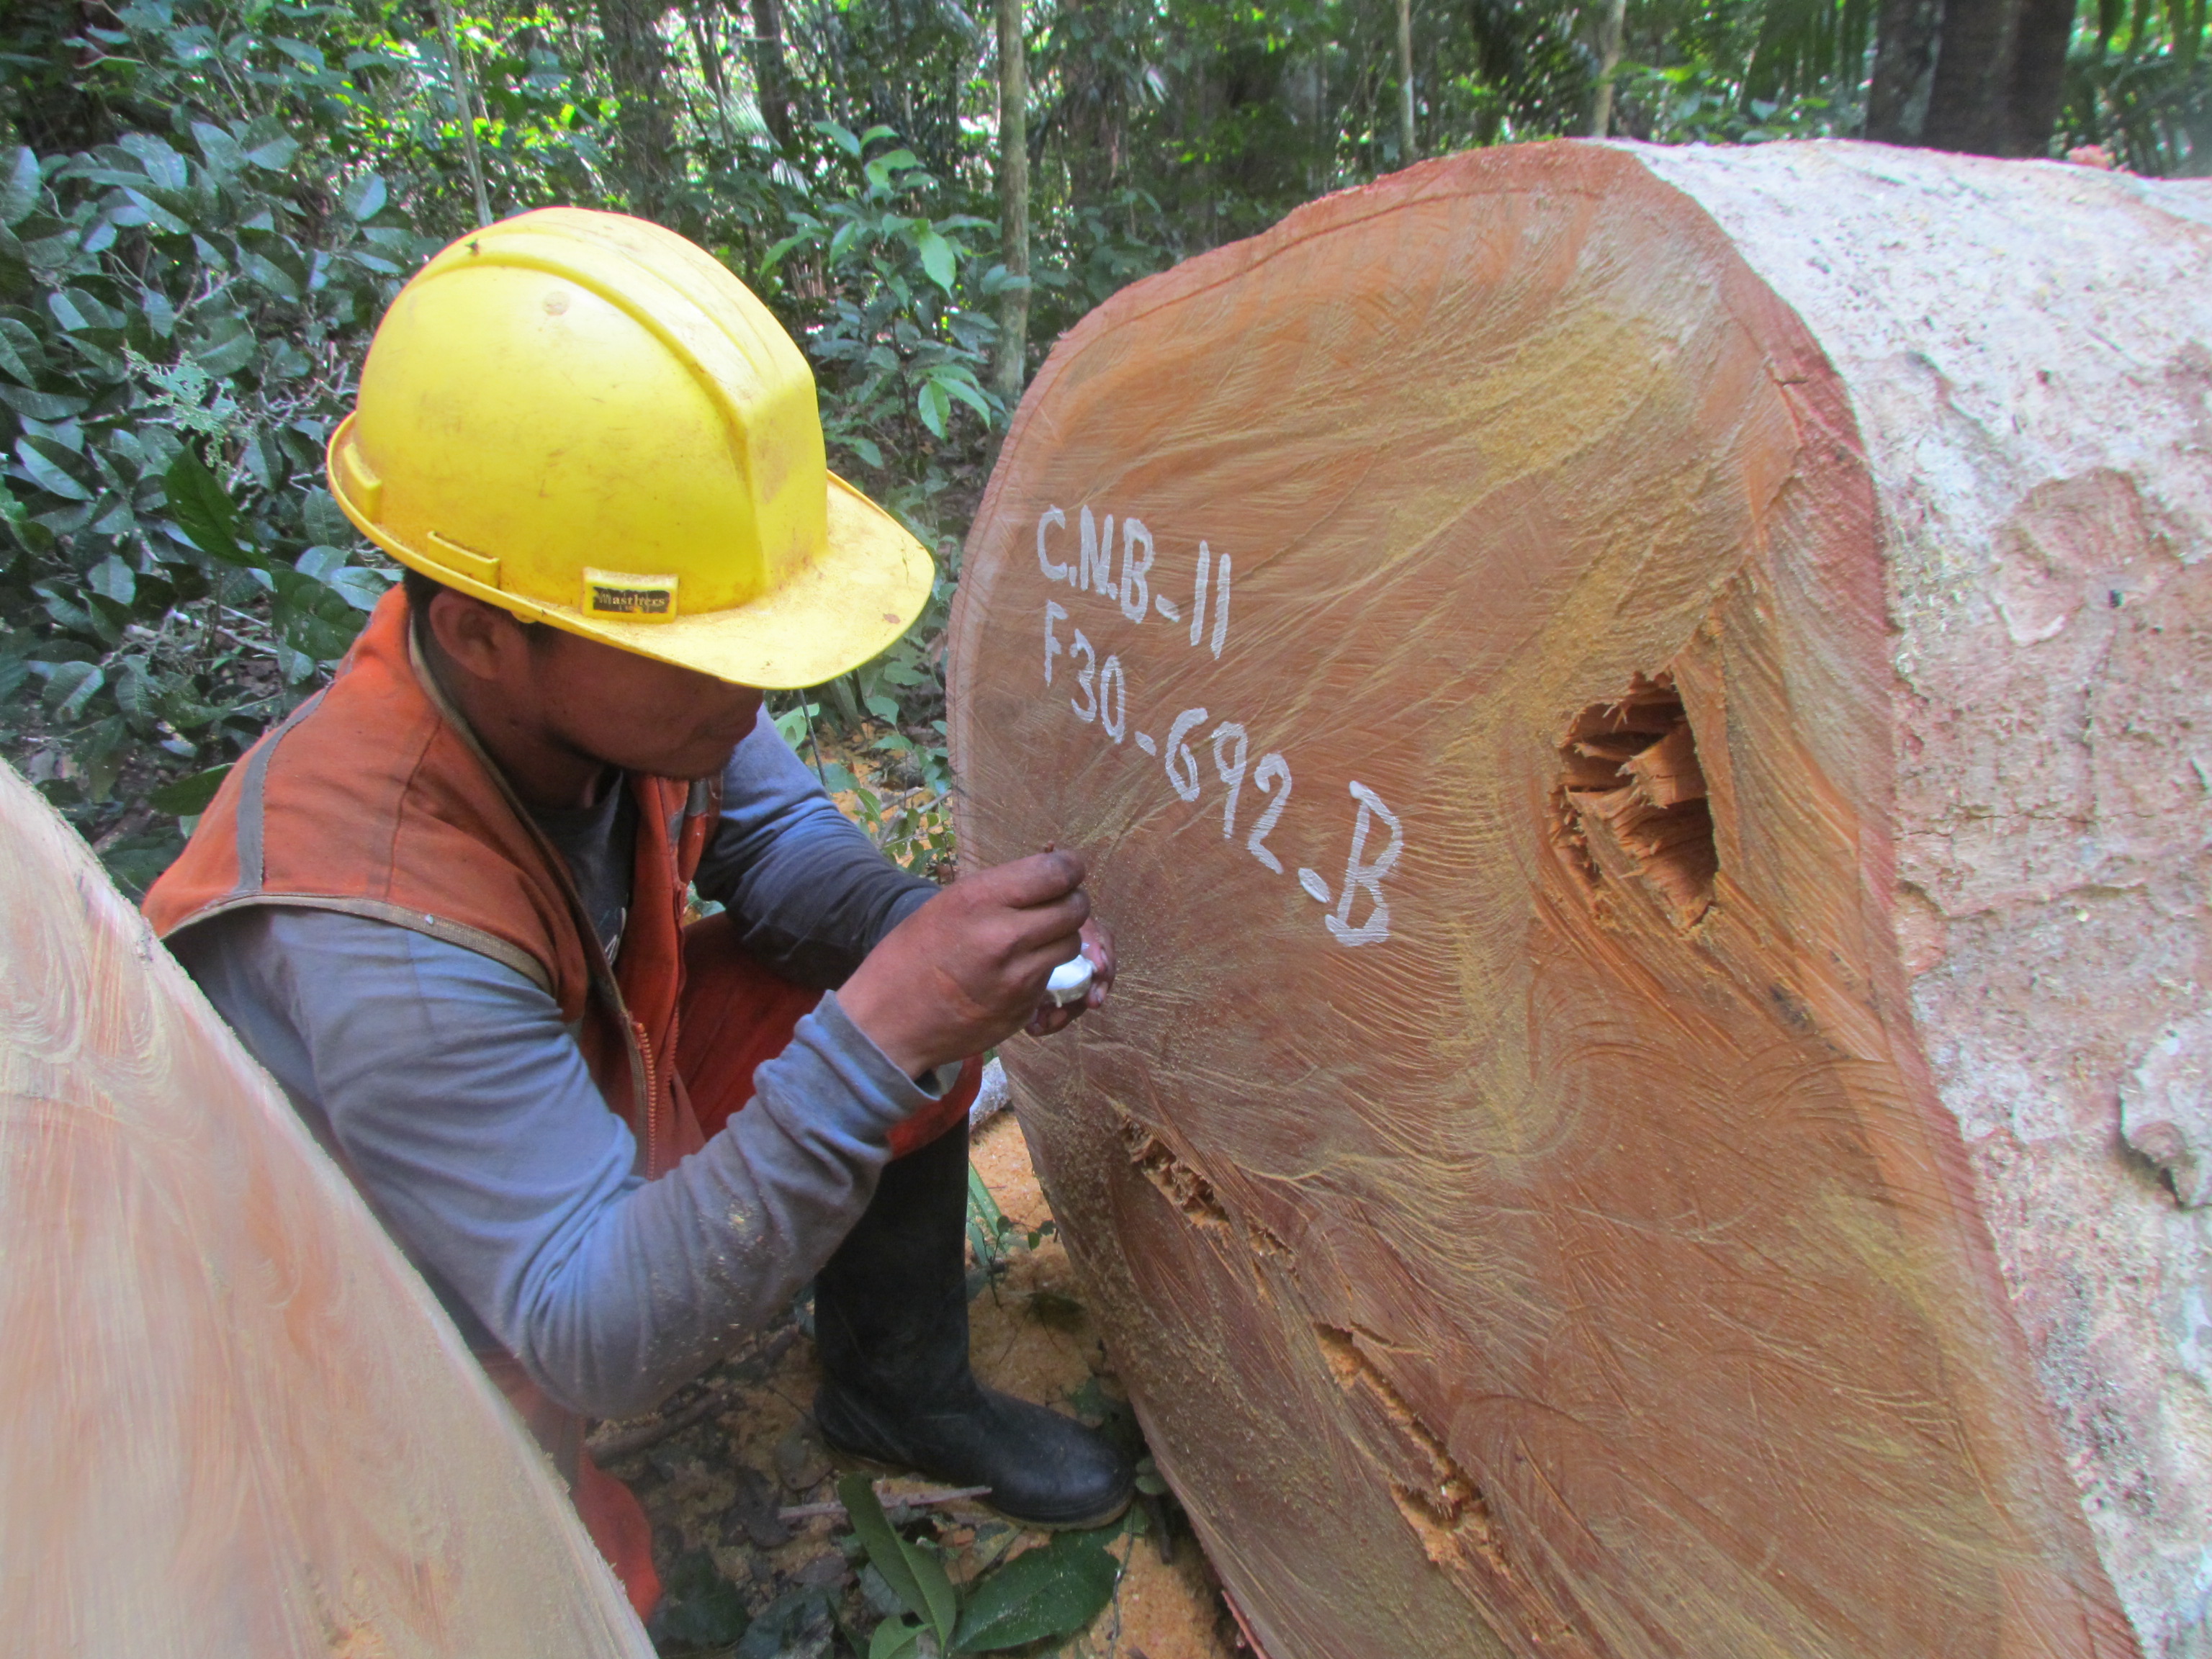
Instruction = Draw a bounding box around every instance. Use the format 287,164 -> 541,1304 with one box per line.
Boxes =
954,138 -> 2209,1658
0,763 -> 650,1657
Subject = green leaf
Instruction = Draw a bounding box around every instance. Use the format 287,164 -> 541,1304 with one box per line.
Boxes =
837,1475 -> 958,1646
164,449 -> 252,565
43,660 -> 106,721
116,132 -> 189,192
239,248 -> 300,301
840,1475 -> 927,1621
148,763 -> 231,816
192,313 -> 256,378
15,436 -> 91,500
759,230 -> 810,275
869,1615 -> 927,1659
916,228 -> 956,292
907,1538 -> 958,1649
916,379 -> 950,438
341,171 -> 387,222
938,371 -> 994,422
0,385 -> 89,422
0,148 -> 40,226
0,318 -> 40,385
951,1532 -> 1120,1653
243,134 -> 303,171
189,122 -> 245,176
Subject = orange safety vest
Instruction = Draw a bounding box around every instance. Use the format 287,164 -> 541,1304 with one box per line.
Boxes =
145,588 -> 716,1178
144,587 -> 719,1614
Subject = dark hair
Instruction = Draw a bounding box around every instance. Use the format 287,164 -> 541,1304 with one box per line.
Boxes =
402,565 -> 547,639
400,565 -> 446,617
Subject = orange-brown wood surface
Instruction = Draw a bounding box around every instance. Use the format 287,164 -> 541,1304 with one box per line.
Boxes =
949,141 -> 2140,1658
0,760 -> 649,1658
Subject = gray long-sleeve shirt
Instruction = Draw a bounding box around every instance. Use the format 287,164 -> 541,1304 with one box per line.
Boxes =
174,707 -> 943,1421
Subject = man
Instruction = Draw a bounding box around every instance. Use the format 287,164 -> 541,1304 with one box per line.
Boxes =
143,207 -> 1131,1617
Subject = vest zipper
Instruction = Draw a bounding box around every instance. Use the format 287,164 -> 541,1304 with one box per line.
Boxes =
631,1017 -> 660,1176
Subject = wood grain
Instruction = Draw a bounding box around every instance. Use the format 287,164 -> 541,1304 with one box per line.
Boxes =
0,760 -> 649,1658
948,140 -> 2184,1658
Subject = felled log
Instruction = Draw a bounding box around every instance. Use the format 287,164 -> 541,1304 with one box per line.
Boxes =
0,762 -> 649,1658
948,140 -> 2212,1658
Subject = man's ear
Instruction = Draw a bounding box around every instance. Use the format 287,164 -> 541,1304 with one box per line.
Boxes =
423,589 -> 531,683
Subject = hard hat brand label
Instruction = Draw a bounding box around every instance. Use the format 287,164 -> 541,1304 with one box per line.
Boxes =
583,570 -> 680,621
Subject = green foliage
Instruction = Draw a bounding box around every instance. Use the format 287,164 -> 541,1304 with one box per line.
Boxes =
649,1550 -> 753,1653
838,1474 -> 1123,1655
0,37 -> 417,886
2062,0 -> 2212,174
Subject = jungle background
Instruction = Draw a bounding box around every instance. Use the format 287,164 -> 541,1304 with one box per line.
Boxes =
1,0 -> 2208,891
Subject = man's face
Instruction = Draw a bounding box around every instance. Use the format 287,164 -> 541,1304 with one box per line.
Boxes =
523,626 -> 766,782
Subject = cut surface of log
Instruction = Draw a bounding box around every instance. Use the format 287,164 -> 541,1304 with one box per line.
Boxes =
949,139 -> 2212,1658
0,761 -> 649,1658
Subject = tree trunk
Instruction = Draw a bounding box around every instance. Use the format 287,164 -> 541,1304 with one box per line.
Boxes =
598,0 -> 678,216
1865,0 -> 1945,141
684,0 -> 739,153
1586,0 -> 1628,138
1918,0 -> 2078,155
747,0 -> 795,150
950,140 -> 2212,1659
1395,0 -> 1416,162
0,763 -> 654,1655
433,0 -> 493,227
992,0 -> 1030,409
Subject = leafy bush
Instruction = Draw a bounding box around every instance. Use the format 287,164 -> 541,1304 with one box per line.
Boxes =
0,103 -> 416,891
0,0 -> 1027,893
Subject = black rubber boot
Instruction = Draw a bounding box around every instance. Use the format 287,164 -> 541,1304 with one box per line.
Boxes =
813,1125 -> 1134,1529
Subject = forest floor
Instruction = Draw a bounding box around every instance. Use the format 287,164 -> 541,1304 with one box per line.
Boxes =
595,1110 -> 1244,1659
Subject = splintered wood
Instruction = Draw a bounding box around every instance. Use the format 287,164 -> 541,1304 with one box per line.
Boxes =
951,140 -> 2212,1658
0,763 -> 649,1659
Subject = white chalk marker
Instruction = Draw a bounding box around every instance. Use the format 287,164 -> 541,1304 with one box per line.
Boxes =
1045,952 -> 1095,1007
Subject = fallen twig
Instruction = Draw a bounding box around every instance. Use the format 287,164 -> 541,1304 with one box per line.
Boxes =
778,1483 -> 992,1524
586,1387 -> 728,1462
585,1325 -> 802,1460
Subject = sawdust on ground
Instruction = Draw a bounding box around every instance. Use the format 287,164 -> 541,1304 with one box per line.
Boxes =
597,1110 -> 1241,1659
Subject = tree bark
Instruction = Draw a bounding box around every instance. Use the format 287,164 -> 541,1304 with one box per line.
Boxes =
598,0 -> 678,216
433,0 -> 492,227
1586,0 -> 1627,138
1865,0 -> 1945,142
747,0 -> 795,150
1395,0 -> 1416,162
1918,0 -> 2078,155
992,0 -> 1030,409
0,763 -> 655,1655
952,140 -> 2212,1659
683,0 -> 738,153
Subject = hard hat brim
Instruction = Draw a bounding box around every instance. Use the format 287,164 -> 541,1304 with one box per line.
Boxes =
331,413 -> 935,690
538,474 -> 936,691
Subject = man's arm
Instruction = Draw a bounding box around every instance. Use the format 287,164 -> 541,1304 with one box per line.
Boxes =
692,707 -> 937,987
174,906 -> 945,1421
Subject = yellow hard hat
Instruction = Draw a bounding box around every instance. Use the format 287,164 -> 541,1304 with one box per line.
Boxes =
325,207 -> 932,689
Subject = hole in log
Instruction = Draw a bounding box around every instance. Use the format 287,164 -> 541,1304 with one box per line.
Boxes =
1552,673 -> 1717,927
1117,1112 -> 1231,1228
1314,1325 -> 1509,1575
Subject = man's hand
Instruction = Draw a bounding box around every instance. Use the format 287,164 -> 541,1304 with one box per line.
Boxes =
1023,916 -> 1115,1039
840,851 -> 1105,1077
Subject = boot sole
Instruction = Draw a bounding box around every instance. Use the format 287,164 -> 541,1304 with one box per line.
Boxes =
823,1442 -> 1135,1532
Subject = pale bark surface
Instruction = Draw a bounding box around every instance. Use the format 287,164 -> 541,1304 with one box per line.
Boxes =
949,138 -> 2209,1658
0,760 -> 649,1658
1633,142 -> 2212,1657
